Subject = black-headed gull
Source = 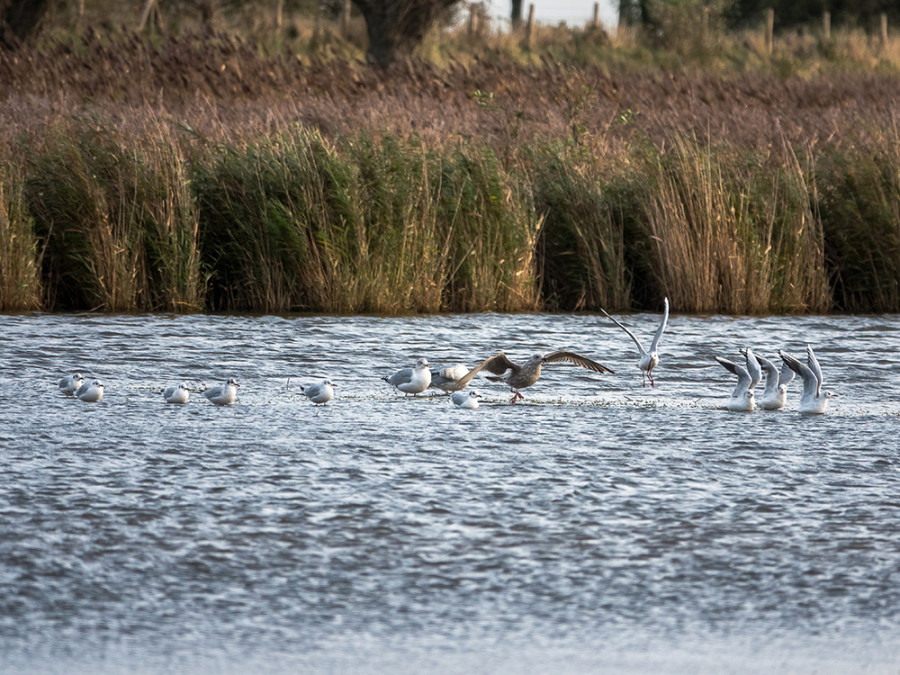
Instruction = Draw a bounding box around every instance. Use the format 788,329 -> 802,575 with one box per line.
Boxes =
716,347 -> 762,412
429,364 -> 471,393
744,350 -> 794,410
58,372 -> 84,396
76,380 -> 104,403
600,297 -> 669,387
779,345 -> 837,414
300,379 -> 336,405
202,378 -> 239,406
382,358 -> 431,396
163,383 -> 190,404
451,390 -> 482,409
455,351 -> 614,403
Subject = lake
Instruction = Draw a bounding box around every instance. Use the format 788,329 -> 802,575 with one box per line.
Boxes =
1,311 -> 898,674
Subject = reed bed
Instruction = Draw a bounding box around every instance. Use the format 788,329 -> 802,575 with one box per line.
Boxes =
1,21 -> 899,314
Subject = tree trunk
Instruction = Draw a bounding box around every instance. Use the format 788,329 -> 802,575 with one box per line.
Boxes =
352,0 -> 460,67
511,0 -> 523,29
1,0 -> 52,49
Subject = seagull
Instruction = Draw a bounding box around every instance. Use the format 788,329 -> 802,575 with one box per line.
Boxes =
382,358 -> 431,396
202,378 -> 239,406
600,297 -> 669,387
454,351 -> 614,403
76,380 -> 104,403
300,379 -> 336,405
779,345 -> 837,415
743,350 -> 795,410
58,372 -> 84,396
163,382 -> 190,404
429,364 -> 472,393
451,390 -> 482,409
715,348 -> 762,412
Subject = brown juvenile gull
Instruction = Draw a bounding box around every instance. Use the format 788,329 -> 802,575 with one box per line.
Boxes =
455,351 -> 614,403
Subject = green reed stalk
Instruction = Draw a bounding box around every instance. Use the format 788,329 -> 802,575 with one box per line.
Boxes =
529,144 -> 629,311
0,158 -> 43,311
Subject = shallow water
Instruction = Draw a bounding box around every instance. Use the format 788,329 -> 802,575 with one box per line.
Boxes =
1,311 -> 898,674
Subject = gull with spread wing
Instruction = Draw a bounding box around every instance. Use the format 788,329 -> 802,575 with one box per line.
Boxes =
779,345 -> 837,415
455,351 -> 614,403
600,297 -> 669,387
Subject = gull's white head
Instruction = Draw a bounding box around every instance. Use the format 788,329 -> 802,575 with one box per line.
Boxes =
415,358 -> 429,369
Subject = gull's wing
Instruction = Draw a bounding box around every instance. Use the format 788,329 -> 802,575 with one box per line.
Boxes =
202,385 -> 223,399
455,353 -> 518,389
777,360 -> 796,388
753,353 -> 780,397
303,383 -> 323,397
600,308 -> 646,356
806,345 -> 824,397
648,297 -> 669,354
716,356 -> 751,397
779,350 -> 817,399
743,347 -> 762,391
542,350 -> 615,374
387,367 -> 414,386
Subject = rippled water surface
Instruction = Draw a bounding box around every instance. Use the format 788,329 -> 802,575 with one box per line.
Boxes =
1,312 -> 899,674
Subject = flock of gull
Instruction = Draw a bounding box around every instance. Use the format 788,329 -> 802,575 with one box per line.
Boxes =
55,297 -> 837,414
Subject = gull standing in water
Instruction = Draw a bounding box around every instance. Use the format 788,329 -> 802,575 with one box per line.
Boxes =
163,383 -> 191,404
451,390 -> 482,409
743,350 -> 795,411
202,378 -> 239,406
300,379 -> 336,406
383,358 -> 432,396
58,372 -> 84,396
600,297 -> 669,387
455,351 -> 614,403
779,345 -> 837,415
428,364 -> 471,394
715,348 -> 762,412
76,380 -> 104,403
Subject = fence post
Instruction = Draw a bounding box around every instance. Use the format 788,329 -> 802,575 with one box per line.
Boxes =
765,8 -> 774,55
525,4 -> 534,47
341,0 -> 351,37
592,3 -> 599,29
275,0 -> 283,30
881,13 -> 888,49
823,11 -> 830,39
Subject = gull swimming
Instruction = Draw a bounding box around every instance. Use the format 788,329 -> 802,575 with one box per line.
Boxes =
382,358 -> 431,396
76,380 -> 104,403
600,297 -> 669,387
451,390 -> 482,409
300,379 -> 336,405
163,382 -> 190,404
58,372 -> 84,396
454,351 -> 614,403
744,350 -> 795,410
715,347 -> 762,412
779,345 -> 837,415
202,378 -> 239,406
429,364 -> 471,393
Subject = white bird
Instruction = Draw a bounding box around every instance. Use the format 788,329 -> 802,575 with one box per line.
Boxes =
58,372 -> 84,396
76,380 -> 104,403
163,382 -> 190,404
779,345 -> 837,415
715,348 -> 762,412
451,390 -> 482,409
429,364 -> 471,393
745,351 -> 795,410
382,358 -> 431,396
600,297 -> 669,387
202,378 -> 239,406
300,379 -> 336,405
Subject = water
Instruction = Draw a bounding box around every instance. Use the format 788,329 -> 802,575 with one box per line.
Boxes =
1,311 -> 898,674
